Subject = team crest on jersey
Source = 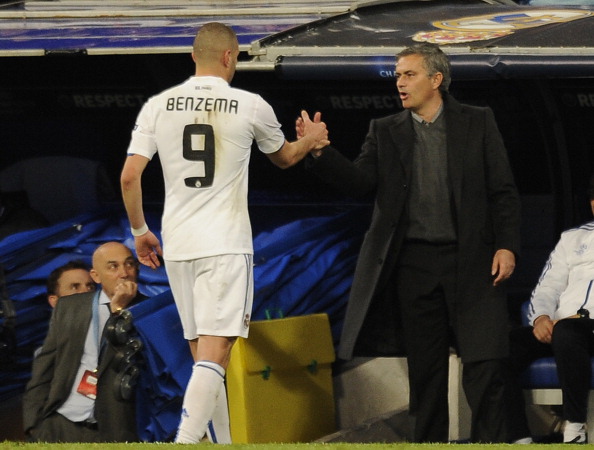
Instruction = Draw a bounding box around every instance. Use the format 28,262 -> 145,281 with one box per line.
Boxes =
413,9 -> 592,44
575,244 -> 588,256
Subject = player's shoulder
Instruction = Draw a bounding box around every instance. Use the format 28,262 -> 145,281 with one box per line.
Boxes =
150,77 -> 194,99
563,220 -> 594,236
226,84 -> 264,102
555,221 -> 594,254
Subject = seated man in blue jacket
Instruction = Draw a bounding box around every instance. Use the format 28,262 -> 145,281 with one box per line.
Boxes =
507,171 -> 594,444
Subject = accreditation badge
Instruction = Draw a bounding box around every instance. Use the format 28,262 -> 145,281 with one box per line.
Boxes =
77,370 -> 98,399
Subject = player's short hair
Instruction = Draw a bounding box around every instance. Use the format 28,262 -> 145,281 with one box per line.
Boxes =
589,170 -> 594,200
193,22 -> 238,58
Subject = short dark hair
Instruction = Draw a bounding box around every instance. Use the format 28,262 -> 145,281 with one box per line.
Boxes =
589,171 -> 594,200
397,42 -> 452,93
46,260 -> 90,296
193,22 -> 238,57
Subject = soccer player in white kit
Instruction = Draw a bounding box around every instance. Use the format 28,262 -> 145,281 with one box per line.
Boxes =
120,22 -> 329,444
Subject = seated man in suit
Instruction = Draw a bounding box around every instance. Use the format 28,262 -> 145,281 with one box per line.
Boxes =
506,171 -> 594,444
23,241 -> 146,442
33,260 -> 98,359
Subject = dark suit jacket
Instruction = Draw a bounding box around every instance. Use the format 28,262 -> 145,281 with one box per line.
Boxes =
23,290 -> 145,442
307,94 -> 521,362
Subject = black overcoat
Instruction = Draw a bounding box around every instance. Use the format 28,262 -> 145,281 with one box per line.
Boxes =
307,94 -> 521,362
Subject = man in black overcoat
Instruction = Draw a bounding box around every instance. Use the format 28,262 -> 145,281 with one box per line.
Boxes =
302,43 -> 521,443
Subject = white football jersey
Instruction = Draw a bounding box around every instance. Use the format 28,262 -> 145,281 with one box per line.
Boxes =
127,76 -> 286,261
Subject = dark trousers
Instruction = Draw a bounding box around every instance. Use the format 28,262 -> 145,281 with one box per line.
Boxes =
506,318 -> 594,441
31,412 -> 99,443
396,241 -> 506,443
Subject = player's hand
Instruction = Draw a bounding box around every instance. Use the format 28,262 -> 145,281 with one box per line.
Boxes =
532,315 -> 554,344
295,114 -> 305,139
135,230 -> 163,269
297,110 -> 330,151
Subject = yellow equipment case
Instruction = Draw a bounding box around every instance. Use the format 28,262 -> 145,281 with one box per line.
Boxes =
227,313 -> 336,443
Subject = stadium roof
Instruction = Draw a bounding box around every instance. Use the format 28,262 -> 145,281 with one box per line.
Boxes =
2,0 -> 594,80
241,0 -> 594,79
0,0 -> 353,56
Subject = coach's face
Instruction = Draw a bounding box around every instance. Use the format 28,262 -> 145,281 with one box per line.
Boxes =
396,54 -> 442,114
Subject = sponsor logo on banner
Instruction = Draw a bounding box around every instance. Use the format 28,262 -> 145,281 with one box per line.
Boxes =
413,10 -> 592,44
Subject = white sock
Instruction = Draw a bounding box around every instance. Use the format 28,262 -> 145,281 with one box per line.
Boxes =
563,421 -> 587,443
206,383 -> 231,444
175,360 -> 225,444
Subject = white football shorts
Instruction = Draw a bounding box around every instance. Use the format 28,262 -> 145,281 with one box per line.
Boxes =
165,254 -> 253,340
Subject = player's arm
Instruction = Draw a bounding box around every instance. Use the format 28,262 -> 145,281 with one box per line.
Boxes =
121,154 -> 150,230
267,111 -> 330,169
121,154 -> 163,268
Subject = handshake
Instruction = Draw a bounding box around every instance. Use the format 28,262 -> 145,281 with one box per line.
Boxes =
295,110 -> 330,154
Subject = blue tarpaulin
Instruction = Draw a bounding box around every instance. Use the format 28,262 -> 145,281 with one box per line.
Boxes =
0,204 -> 367,441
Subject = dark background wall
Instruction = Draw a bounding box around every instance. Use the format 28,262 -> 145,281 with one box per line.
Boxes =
1,52 -> 594,294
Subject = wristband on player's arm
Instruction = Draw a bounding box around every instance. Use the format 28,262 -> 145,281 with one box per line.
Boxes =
131,223 -> 149,236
